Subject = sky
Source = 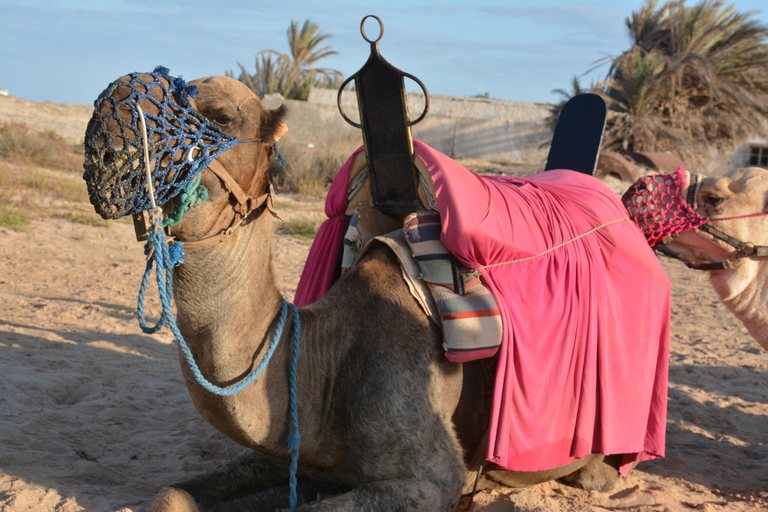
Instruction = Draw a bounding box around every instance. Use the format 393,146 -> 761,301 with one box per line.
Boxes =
1,0 -> 766,106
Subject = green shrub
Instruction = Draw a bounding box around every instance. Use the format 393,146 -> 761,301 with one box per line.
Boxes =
0,203 -> 30,231
276,219 -> 319,239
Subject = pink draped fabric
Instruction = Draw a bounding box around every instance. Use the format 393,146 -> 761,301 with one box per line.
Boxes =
294,147 -> 364,307
295,140 -> 670,474
414,140 -> 669,474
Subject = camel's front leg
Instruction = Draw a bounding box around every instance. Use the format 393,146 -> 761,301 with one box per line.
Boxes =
152,450 -> 290,511
152,450 -> 349,512
296,476 -> 464,512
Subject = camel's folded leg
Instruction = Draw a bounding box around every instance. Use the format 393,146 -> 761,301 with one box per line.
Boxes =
153,479 -> 345,512
154,450 -> 348,512
210,480 -> 347,512
482,453 -> 623,492
159,450 -> 291,509
294,477 -> 464,512
559,454 -> 625,492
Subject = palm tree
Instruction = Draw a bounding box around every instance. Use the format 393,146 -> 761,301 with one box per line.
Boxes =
546,75 -> 593,130
595,0 -> 768,168
232,19 -> 344,100
286,19 -> 344,91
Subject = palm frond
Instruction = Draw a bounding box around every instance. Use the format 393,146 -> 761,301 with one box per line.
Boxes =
593,0 -> 768,170
233,19 -> 344,101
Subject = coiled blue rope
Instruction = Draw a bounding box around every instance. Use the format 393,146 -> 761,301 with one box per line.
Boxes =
136,217 -> 301,509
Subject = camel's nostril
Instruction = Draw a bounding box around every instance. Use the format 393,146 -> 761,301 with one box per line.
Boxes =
103,149 -> 115,166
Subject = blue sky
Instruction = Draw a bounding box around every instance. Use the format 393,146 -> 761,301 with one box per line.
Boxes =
1,0 -> 766,105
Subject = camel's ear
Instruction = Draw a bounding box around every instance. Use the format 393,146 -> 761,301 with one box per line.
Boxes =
261,104 -> 288,143
273,123 -> 288,143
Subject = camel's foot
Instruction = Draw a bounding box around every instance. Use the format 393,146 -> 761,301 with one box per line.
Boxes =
481,457 -> 588,489
169,450 -> 290,507
159,449 -> 349,511
559,455 -> 622,492
152,488 -> 199,512
478,454 -> 623,493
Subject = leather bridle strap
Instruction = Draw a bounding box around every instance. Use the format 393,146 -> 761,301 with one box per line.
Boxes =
659,214 -> 768,271
656,244 -> 739,271
657,172 -> 768,270
696,223 -> 768,259
178,159 -> 277,250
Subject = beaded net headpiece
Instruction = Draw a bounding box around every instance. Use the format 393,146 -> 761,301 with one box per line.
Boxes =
83,67 -> 249,219
621,167 -> 708,247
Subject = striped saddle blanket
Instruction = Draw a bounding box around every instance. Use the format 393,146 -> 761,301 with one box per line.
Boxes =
403,211 -> 502,362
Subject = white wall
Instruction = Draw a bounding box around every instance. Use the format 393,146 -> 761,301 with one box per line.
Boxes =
305,88 -> 552,166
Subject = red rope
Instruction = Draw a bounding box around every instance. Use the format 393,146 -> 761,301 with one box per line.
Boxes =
710,212 -> 768,222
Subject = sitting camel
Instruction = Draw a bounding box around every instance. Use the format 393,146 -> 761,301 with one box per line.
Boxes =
635,167 -> 768,351
83,72 -> 670,512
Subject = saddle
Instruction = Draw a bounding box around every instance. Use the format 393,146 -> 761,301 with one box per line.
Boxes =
338,156 -> 504,363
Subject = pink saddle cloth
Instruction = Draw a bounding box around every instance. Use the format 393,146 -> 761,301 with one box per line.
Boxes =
295,140 -> 670,475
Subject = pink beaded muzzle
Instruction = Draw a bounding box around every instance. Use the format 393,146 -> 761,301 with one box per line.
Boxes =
622,167 -> 708,247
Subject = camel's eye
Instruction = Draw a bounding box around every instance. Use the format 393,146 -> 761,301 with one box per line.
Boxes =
704,195 -> 724,206
212,115 -> 232,127
203,109 -> 233,127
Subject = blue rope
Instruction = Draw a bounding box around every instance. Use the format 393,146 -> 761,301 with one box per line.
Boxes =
274,142 -> 288,168
287,302 -> 301,510
136,218 -> 301,507
137,222 -> 182,334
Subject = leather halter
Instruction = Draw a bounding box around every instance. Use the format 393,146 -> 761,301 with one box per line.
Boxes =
133,156 -> 278,249
659,174 -> 768,270
175,158 -> 278,249
672,221 -> 768,270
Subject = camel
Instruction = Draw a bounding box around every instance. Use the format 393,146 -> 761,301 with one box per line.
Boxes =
83,73 -> 665,512
658,167 -> 768,351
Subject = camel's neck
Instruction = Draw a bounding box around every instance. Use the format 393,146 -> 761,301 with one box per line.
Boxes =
710,260 -> 768,351
172,211 -> 284,386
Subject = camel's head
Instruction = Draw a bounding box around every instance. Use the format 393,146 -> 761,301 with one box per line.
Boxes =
623,166 -> 768,269
83,68 -> 286,244
664,167 -> 768,268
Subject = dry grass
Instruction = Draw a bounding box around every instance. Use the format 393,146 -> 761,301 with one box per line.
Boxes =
1,165 -> 88,203
272,130 -> 361,197
0,161 -> 111,231
0,123 -> 113,231
0,121 -> 84,171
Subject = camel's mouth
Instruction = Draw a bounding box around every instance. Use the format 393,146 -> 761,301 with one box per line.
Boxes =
664,228 -> 738,265
82,67 -> 242,220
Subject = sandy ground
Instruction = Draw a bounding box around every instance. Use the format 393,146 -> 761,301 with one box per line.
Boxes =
1,95 -> 767,512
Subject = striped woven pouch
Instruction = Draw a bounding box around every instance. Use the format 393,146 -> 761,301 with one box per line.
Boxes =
403,211 -> 502,362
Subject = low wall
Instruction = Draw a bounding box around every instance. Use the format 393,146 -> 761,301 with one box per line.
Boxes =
279,88 -> 553,167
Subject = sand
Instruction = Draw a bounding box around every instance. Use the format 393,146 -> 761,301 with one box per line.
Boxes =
1,94 -> 766,512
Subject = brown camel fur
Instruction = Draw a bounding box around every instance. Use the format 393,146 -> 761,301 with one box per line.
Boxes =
86,75 -> 624,512
665,167 -> 768,351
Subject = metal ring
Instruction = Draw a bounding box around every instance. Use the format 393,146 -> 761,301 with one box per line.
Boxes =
186,146 -> 201,162
337,75 -> 361,128
360,15 -> 383,43
402,71 -> 430,126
